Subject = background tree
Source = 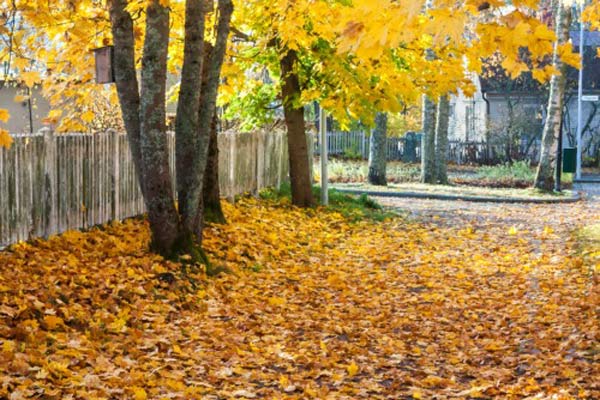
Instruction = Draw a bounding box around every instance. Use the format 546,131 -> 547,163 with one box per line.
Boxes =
421,95 -> 438,183
435,95 -> 450,184
368,112 -> 388,185
534,0 -> 572,191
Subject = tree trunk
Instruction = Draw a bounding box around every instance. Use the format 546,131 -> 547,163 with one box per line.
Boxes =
435,95 -> 450,184
534,1 -> 571,191
202,42 -> 226,224
108,0 -> 144,197
175,0 -> 206,237
180,0 -> 233,240
368,112 -> 387,185
420,94 -> 437,183
139,0 -> 181,255
280,49 -> 314,207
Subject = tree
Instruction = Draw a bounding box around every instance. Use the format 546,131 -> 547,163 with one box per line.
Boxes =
109,0 -> 233,255
534,0 -> 572,191
279,48 -> 315,207
435,95 -> 450,184
420,95 -> 437,183
368,113 -> 388,185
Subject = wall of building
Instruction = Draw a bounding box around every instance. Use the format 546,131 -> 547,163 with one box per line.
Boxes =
0,84 -> 51,134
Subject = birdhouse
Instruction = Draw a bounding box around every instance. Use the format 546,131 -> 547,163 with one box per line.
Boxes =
93,46 -> 115,84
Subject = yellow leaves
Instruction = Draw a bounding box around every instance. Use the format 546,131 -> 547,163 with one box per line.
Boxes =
43,315 -> 64,330
81,110 -> 95,123
0,129 -> 13,149
501,57 -> 528,79
0,109 -> 9,123
20,71 -> 41,88
346,361 -> 359,376
43,109 -> 63,125
1,187 -> 599,398
267,296 -> 286,306
132,387 -> 148,400
532,65 -> 559,84
533,24 -> 555,42
426,8 -> 467,44
512,0 -> 539,8
2,340 -> 16,353
557,43 -> 581,69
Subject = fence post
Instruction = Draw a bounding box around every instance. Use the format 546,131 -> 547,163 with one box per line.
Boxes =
256,130 -> 265,193
228,132 -> 236,202
41,127 -> 56,238
108,129 -> 120,221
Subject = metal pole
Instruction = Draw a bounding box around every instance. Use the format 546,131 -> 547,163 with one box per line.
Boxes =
576,3 -> 584,180
319,105 -> 328,205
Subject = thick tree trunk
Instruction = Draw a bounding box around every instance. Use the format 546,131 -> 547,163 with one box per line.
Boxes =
368,112 -> 387,185
175,0 -> 206,237
181,0 -> 233,240
420,94 -> 437,183
534,1 -> 571,191
139,1 -> 180,255
280,49 -> 314,207
108,0 -> 144,197
435,95 -> 450,184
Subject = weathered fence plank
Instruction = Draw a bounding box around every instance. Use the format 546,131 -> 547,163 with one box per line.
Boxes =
0,129 -> 291,248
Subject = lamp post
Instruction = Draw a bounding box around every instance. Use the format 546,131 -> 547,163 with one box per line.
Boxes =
319,105 -> 328,206
575,2 -> 584,180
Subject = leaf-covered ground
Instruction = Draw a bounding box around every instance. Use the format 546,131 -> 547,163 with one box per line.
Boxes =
0,196 -> 598,399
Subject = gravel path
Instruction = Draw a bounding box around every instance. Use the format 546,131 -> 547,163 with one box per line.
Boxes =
374,184 -> 600,234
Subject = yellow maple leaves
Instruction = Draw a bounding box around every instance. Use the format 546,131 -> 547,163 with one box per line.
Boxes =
0,108 -> 12,148
0,195 -> 598,398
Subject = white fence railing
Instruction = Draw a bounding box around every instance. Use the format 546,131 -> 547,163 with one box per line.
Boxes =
0,128 -> 290,248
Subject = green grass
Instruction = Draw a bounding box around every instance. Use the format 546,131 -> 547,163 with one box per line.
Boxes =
259,182 -> 396,222
317,159 -> 575,188
475,161 -> 535,182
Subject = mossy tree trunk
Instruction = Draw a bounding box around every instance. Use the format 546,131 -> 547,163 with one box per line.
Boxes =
368,112 -> 387,185
175,0 -> 206,240
138,1 -> 180,255
109,0 -> 233,257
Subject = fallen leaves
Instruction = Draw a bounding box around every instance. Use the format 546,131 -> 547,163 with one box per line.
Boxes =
0,196 -> 598,399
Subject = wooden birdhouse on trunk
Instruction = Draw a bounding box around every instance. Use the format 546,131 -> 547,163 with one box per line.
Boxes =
93,46 -> 115,84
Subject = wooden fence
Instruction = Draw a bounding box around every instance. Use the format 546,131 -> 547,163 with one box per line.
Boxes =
0,128 -> 290,248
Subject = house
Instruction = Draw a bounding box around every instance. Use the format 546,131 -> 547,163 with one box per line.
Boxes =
470,31 -> 600,162
0,81 -> 51,134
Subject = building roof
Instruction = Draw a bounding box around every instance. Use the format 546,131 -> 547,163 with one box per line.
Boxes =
570,30 -> 600,47
481,44 -> 600,94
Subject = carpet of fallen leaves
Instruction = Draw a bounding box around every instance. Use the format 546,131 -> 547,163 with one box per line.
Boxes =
0,196 -> 598,400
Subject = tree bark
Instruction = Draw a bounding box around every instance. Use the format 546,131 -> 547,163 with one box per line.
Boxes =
534,1 -> 571,191
203,112 -> 225,223
175,0 -> 206,237
435,95 -> 450,184
182,0 -> 233,240
202,43 -> 226,224
108,0 -> 144,197
420,94 -> 437,183
139,1 -> 180,255
280,49 -> 314,207
368,112 -> 387,185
